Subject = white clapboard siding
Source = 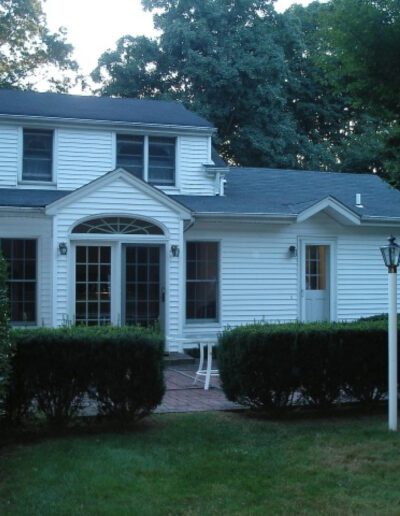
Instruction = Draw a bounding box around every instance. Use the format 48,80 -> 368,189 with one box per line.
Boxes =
53,176 -> 183,346
185,213 -> 396,332
56,129 -> 114,189
0,213 -> 53,326
0,125 -> 18,187
178,136 -> 214,195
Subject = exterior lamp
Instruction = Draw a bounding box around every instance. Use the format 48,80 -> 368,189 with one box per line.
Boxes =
380,235 -> 400,431
58,242 -> 68,256
170,244 -> 180,258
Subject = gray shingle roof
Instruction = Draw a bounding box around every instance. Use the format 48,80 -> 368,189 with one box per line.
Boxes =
172,168 -> 400,220
0,89 -> 214,129
1,168 -> 400,221
0,189 -> 71,207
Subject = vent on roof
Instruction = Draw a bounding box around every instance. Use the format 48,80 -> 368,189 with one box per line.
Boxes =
356,193 -> 363,208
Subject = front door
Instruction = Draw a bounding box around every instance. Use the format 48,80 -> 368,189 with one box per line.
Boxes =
304,244 -> 330,322
123,245 -> 164,328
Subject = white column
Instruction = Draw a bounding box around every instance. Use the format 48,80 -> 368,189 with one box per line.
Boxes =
388,271 -> 398,431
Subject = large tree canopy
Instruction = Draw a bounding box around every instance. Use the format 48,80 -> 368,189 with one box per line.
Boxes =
0,0 -> 78,90
93,0 -> 400,185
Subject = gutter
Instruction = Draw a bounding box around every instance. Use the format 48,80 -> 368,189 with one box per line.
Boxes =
0,114 -> 216,136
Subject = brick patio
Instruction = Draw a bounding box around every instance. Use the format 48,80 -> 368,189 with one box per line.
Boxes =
156,363 -> 242,413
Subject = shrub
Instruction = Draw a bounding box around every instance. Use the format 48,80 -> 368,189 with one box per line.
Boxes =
219,325 -> 297,409
0,252 -> 12,417
218,320 -> 390,410
90,327 -> 165,420
7,326 -> 165,424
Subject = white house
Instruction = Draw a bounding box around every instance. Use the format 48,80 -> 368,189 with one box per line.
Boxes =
0,89 -> 399,351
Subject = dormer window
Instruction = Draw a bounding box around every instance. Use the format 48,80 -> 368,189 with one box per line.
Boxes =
116,135 -> 144,178
23,129 -> 53,182
116,134 -> 176,186
148,137 -> 175,185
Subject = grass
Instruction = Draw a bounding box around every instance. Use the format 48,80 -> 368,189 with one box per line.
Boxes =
1,412 -> 400,515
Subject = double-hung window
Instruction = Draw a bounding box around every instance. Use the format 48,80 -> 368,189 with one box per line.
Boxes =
0,239 -> 37,324
116,134 -> 176,185
22,129 -> 53,182
148,137 -> 175,185
186,242 -> 219,321
116,135 -> 144,178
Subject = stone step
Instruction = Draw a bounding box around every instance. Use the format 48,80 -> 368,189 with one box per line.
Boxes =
164,351 -> 196,366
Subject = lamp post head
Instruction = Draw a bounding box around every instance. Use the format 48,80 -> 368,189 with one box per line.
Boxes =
381,235 -> 400,273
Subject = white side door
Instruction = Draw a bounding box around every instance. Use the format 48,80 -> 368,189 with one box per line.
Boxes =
303,244 -> 330,322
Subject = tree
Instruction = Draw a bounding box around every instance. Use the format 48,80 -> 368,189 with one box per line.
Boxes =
0,0 -> 78,91
0,251 -> 11,417
93,0 -> 316,168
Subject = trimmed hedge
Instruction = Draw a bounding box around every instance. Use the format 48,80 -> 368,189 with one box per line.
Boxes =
218,321 -> 389,410
6,326 -> 165,424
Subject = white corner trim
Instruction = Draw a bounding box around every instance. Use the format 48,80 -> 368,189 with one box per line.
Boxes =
297,196 -> 360,226
45,167 -> 193,220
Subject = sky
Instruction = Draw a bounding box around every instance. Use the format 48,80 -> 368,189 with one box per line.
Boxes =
44,0 -> 313,81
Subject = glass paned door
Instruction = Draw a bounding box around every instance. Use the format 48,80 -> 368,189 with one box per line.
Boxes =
75,246 -> 111,325
124,246 -> 161,327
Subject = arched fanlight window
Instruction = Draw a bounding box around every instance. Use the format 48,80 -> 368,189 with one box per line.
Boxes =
72,216 -> 164,235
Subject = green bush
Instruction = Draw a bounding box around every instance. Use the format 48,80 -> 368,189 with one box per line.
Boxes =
7,326 -> 165,424
0,252 -> 12,417
218,320 -> 390,410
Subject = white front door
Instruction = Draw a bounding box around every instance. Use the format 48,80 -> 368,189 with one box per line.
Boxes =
304,244 -> 330,322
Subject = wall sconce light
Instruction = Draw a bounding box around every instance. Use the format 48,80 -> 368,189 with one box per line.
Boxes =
170,244 -> 180,258
288,245 -> 297,257
58,242 -> 68,256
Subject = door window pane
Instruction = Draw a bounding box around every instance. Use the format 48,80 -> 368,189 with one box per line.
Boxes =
75,246 -> 111,325
306,245 -> 327,290
125,246 -> 160,327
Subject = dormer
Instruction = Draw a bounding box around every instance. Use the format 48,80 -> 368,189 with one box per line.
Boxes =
0,89 -> 217,196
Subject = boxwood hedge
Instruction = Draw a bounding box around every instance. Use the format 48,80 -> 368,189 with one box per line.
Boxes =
6,326 -> 165,424
218,320 -> 389,410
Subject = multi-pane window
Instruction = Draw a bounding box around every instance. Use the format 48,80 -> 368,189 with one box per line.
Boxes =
22,129 -> 53,182
75,246 -> 111,325
0,239 -> 36,324
148,137 -> 175,185
186,242 -> 218,321
116,134 -> 176,185
125,246 -> 160,327
116,135 -> 144,178
305,245 -> 327,290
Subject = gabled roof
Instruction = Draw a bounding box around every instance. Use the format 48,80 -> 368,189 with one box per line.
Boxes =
0,89 -> 214,130
172,168 -> 400,223
1,167 -> 400,224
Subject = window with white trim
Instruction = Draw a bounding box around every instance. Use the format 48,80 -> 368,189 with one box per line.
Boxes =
0,239 -> 37,324
22,129 -> 53,182
116,134 -> 176,185
186,242 -> 219,321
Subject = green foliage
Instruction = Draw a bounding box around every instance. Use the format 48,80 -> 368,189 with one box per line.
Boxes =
6,326 -> 165,424
0,252 -> 11,416
92,0 -> 400,184
0,0 -> 78,91
218,320 -> 389,410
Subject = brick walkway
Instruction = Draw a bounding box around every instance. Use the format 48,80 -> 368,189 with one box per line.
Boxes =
156,363 -> 242,413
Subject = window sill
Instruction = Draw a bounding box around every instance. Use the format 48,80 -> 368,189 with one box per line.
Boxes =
18,181 -> 57,189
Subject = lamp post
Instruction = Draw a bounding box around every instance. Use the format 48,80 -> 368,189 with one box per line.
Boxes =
380,235 -> 400,431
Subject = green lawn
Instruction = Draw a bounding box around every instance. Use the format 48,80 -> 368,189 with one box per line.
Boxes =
1,412 -> 400,515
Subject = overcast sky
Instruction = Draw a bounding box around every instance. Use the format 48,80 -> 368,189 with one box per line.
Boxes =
44,0 -> 313,79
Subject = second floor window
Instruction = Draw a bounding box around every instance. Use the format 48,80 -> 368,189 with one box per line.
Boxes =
23,129 -> 53,182
148,137 -> 175,185
116,134 -> 176,185
116,135 -> 144,178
